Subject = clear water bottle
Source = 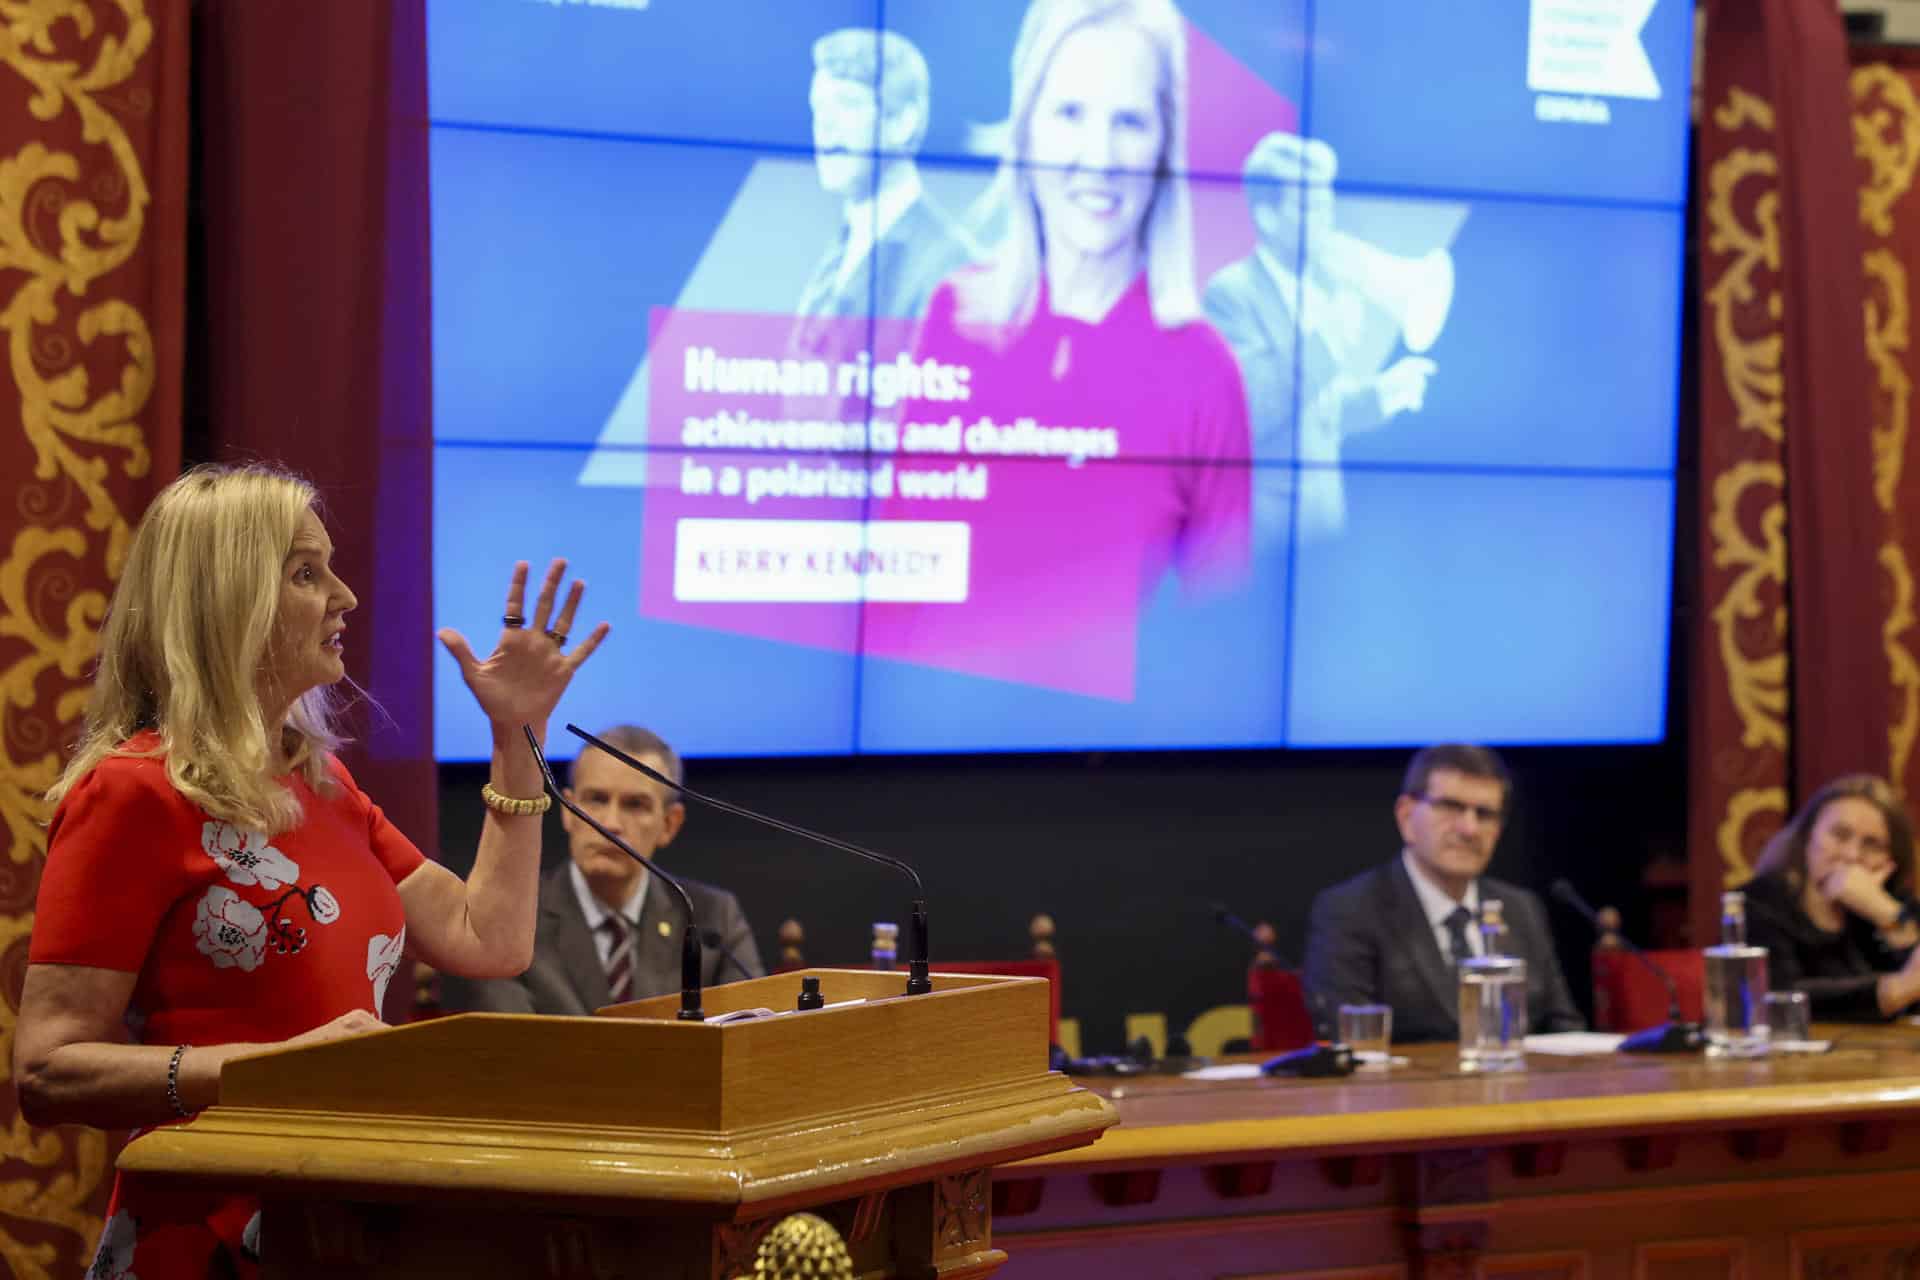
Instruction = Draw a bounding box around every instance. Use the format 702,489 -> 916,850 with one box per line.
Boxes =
1458,899 -> 1528,1071
1703,890 -> 1770,1057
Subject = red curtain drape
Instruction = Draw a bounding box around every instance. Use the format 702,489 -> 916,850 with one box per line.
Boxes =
1690,0 -> 1905,944
0,4 -> 190,1274
190,0 -> 437,884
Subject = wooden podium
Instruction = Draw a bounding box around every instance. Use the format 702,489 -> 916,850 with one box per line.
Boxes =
119,970 -> 1113,1279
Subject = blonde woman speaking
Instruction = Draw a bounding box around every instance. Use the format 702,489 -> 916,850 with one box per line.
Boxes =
13,464 -> 608,1278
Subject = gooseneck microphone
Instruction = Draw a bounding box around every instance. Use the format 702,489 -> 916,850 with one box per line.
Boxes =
523,726 -> 705,1022
1209,902 -> 1356,1078
1551,878 -> 1703,1054
566,723 -> 933,997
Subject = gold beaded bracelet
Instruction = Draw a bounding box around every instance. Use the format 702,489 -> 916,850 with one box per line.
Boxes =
481,782 -> 551,817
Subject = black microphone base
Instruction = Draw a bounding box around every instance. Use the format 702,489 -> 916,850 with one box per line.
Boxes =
678,928 -> 705,1021
905,959 -> 932,996
1618,1021 -> 1704,1054
1261,1042 -> 1357,1078
906,904 -> 932,995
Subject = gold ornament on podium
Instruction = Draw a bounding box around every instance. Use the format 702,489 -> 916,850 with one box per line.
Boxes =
753,1212 -> 853,1279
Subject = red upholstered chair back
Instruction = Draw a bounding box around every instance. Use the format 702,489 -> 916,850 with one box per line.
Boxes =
1591,947 -> 1704,1032
1247,968 -> 1315,1051
930,958 -> 1062,1046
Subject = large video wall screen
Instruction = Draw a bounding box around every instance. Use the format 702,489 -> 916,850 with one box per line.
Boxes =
428,0 -> 1692,758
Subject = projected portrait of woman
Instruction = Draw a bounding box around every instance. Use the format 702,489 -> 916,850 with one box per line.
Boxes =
955,0 -> 1210,339
862,0 -> 1253,705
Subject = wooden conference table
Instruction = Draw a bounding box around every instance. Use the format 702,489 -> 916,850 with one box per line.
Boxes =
991,1025 -> 1920,1279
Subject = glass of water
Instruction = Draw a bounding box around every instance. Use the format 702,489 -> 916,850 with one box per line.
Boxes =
1765,990 -> 1811,1045
1458,953 -> 1528,1071
1338,1003 -> 1393,1066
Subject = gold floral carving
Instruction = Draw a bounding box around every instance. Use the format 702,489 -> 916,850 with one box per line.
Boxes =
1706,462 -> 1789,753
1715,85 -> 1776,134
1718,786 -> 1788,886
1854,66 -> 1920,239
1884,543 -> 1920,790
1702,149 -> 1784,444
0,3 -> 159,1275
935,1169 -> 989,1252
1862,249 -> 1911,513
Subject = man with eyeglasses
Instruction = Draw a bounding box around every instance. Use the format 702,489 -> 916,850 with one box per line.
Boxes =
1303,743 -> 1583,1042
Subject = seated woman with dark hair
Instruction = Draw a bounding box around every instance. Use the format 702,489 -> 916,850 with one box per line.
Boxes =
1741,774 -> 1920,1020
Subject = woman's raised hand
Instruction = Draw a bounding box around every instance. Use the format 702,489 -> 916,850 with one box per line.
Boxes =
1820,862 -> 1902,927
437,559 -> 610,735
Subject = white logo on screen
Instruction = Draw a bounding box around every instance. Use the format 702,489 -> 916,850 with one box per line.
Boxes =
1528,0 -> 1661,102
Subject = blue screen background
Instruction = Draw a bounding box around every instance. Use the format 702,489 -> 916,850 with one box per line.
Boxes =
427,0 -> 1691,759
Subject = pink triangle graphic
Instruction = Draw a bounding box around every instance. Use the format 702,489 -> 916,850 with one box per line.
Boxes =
1185,18 -> 1301,290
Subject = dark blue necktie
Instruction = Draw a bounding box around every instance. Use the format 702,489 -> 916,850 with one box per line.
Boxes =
1444,905 -> 1475,966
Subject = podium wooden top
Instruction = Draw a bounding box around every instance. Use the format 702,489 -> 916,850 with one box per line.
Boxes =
216,969 -> 1044,1130
120,969 -> 1112,1216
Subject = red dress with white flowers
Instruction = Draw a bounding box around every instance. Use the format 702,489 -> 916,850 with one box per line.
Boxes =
29,737 -> 425,1279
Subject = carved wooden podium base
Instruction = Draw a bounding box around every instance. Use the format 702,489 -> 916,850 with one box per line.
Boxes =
256,1171 -> 998,1280
120,971 -> 1110,1280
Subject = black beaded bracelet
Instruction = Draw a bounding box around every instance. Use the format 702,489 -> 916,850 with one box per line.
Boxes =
165,1044 -> 190,1117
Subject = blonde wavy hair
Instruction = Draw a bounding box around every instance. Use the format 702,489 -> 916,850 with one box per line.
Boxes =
956,0 -> 1198,335
45,464 -> 349,833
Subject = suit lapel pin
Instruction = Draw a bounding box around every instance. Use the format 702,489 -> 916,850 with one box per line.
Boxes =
657,921 -> 672,938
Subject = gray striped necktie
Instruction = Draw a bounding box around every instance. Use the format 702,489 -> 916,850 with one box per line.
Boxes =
601,914 -> 633,1004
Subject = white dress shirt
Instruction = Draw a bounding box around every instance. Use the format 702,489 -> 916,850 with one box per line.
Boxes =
1401,849 -> 1482,962
569,861 -> 651,965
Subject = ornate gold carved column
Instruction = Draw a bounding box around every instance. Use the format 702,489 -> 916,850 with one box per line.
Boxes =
0,4 -> 185,1277
1690,77 -> 1791,931
1852,59 -> 1920,801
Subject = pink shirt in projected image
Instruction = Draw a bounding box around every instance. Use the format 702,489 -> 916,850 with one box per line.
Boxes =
863,273 -> 1252,701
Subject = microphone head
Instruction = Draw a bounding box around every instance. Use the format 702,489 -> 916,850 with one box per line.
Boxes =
699,928 -> 724,948
1209,902 -> 1233,924
1549,878 -> 1576,904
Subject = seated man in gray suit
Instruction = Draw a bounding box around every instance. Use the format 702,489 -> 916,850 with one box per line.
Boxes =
442,725 -> 763,1015
1303,744 -> 1583,1042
